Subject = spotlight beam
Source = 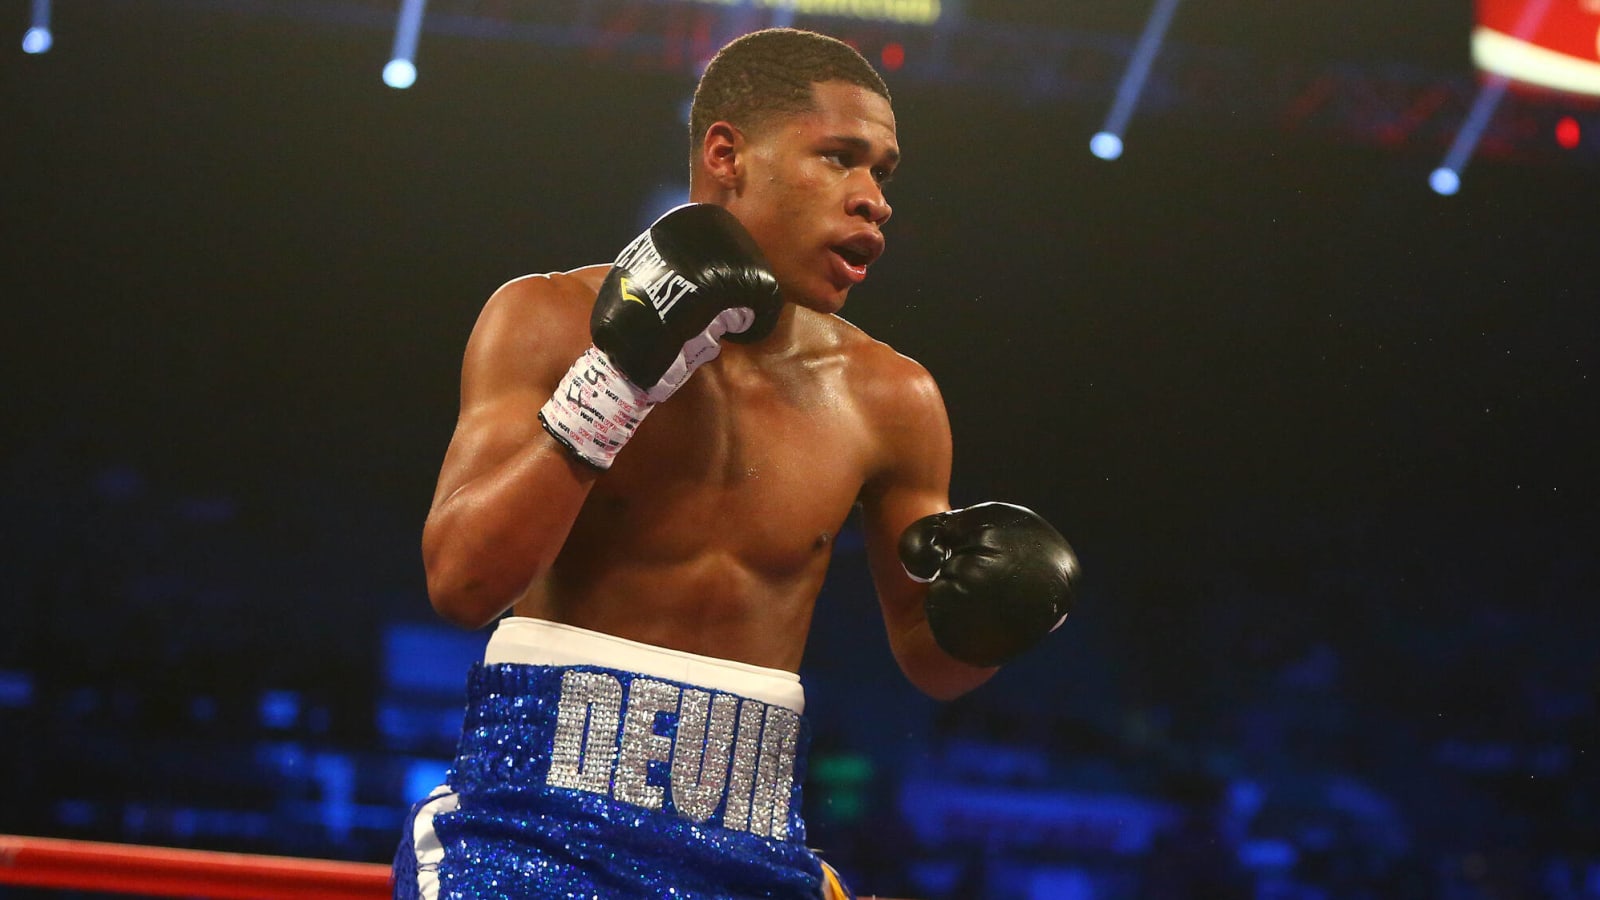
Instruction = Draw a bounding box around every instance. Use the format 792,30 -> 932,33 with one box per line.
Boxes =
1091,0 -> 1183,159
1432,0 -> 1554,192
1431,74 -> 1512,194
22,0 -> 53,54
384,0 -> 428,88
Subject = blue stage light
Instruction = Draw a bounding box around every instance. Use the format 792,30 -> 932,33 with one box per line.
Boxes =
1435,0 -> 1551,195
384,58 -> 417,89
405,760 -> 452,804
22,25 -> 51,54
1430,72 -> 1514,196
1094,0 -> 1183,161
385,0 -> 427,89
1090,132 -> 1124,161
258,690 -> 301,730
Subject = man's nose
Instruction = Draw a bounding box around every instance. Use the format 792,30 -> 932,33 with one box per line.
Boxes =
849,184 -> 892,226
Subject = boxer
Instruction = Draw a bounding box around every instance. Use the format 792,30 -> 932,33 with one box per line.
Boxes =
394,28 -> 1079,899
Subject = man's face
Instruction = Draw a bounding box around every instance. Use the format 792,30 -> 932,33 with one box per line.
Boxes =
724,80 -> 899,315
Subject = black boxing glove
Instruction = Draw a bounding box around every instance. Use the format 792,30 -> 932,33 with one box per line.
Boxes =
539,204 -> 782,469
899,502 -> 1080,667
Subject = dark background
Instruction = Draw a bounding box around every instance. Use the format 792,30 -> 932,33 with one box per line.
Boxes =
3,1 -> 1597,897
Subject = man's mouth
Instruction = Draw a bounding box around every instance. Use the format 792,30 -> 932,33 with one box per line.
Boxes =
828,233 -> 885,283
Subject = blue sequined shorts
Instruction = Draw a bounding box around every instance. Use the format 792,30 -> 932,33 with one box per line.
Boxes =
393,619 -> 833,900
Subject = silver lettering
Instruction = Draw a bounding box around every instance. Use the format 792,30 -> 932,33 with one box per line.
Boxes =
545,671 -> 798,836
545,671 -> 623,795
613,679 -> 680,809
722,699 -> 767,832
669,690 -> 738,822
750,707 -> 800,839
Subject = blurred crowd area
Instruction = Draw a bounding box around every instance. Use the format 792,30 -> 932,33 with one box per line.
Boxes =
3,433 -> 1596,900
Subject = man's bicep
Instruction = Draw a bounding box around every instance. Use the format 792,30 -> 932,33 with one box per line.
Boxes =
865,360 -> 954,519
858,364 -> 955,620
430,385 -> 550,507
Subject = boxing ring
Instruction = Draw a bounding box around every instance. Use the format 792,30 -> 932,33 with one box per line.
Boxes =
0,834 -> 391,899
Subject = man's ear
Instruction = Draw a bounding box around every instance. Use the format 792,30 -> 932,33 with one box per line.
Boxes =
699,121 -> 744,190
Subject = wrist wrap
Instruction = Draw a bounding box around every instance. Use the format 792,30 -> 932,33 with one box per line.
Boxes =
537,346 -> 655,470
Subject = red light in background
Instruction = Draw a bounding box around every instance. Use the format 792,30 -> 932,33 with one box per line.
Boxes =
1555,116 -> 1580,149
881,42 -> 905,72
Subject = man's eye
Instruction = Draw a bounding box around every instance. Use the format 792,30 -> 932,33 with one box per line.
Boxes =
873,168 -> 894,186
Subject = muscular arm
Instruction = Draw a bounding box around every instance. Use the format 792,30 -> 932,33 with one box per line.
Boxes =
858,354 -> 997,700
421,274 -> 600,629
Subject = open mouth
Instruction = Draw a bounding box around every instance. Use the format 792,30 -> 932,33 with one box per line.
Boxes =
828,233 -> 884,283
833,244 -> 874,268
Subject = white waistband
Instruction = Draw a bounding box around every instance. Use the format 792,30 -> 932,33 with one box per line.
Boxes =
485,617 -> 805,713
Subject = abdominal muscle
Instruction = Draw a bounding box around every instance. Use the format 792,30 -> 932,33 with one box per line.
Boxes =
512,547 -> 835,673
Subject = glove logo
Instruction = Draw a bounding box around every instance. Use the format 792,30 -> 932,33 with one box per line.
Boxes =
619,275 -> 648,307
613,230 -> 699,316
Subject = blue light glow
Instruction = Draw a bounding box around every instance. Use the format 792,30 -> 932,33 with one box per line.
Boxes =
0,670 -> 35,708
1090,132 -> 1124,161
404,759 -> 452,803
385,0 -> 427,88
383,58 -> 417,89
259,689 -> 301,730
1431,73 -> 1512,196
640,184 -> 690,232
1429,167 -> 1461,196
1094,0 -> 1184,156
22,26 -> 52,54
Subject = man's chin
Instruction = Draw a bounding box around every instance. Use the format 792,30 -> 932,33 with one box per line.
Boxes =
780,282 -> 850,315
797,294 -> 849,316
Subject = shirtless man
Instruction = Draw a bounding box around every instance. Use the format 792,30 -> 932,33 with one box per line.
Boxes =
393,28 -> 1078,900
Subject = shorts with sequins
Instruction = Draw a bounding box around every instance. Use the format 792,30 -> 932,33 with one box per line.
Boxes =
393,617 -> 840,900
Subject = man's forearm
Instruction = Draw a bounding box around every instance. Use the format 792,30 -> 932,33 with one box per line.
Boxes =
423,440 -> 597,628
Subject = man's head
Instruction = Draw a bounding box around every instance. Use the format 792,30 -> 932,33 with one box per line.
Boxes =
689,28 -> 890,163
689,29 -> 899,315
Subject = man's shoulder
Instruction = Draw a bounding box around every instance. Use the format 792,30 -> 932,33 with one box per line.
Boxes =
820,313 -> 916,366
472,265 -> 607,336
488,265 -> 609,313
818,316 -> 951,492
462,265 -> 608,378
822,315 -> 944,415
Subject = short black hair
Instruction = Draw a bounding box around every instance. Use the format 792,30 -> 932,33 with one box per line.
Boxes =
690,28 -> 890,153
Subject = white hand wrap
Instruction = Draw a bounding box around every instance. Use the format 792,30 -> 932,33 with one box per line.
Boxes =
538,307 -> 753,470
537,347 -> 656,470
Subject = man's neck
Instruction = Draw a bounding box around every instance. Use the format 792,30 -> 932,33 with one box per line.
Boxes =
735,302 -> 835,362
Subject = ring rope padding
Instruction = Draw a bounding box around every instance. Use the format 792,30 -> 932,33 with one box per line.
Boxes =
0,834 -> 391,899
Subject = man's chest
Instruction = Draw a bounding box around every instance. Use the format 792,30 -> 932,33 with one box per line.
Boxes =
576,365 -> 875,567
